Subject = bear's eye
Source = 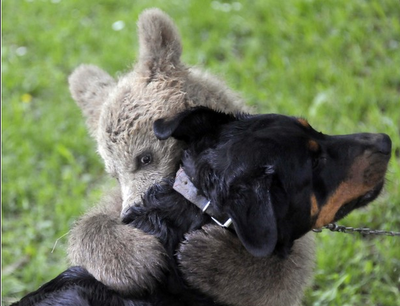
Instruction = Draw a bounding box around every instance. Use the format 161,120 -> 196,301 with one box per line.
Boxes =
138,153 -> 153,166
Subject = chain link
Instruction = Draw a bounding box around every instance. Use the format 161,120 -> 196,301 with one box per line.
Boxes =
312,223 -> 400,236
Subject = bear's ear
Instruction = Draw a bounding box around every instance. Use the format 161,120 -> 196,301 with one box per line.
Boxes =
136,9 -> 182,77
154,107 -> 237,143
68,64 -> 116,138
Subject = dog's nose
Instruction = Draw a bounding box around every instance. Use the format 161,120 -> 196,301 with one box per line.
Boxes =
353,133 -> 392,155
375,133 -> 392,155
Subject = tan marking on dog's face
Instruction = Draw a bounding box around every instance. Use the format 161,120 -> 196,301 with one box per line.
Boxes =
298,118 -> 310,128
310,194 -> 319,217
313,182 -> 370,228
308,140 -> 319,152
313,156 -> 380,228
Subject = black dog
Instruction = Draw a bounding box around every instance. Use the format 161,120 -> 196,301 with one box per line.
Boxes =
13,107 -> 391,306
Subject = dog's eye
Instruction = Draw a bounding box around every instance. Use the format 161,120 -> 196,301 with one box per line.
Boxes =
312,157 -> 320,169
312,155 -> 326,170
138,153 -> 153,166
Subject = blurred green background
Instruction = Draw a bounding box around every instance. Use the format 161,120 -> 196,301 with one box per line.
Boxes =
2,0 -> 399,305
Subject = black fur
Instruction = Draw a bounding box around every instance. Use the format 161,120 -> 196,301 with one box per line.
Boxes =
12,107 -> 391,306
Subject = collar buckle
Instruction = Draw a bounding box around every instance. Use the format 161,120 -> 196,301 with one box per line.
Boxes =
173,168 -> 232,228
211,216 -> 233,228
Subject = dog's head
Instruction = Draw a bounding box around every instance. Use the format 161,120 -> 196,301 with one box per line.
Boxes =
154,107 -> 392,257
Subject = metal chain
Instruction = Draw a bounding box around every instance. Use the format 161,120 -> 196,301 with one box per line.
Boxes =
312,223 -> 400,236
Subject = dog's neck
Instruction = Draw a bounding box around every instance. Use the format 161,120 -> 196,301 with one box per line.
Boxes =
173,167 -> 232,228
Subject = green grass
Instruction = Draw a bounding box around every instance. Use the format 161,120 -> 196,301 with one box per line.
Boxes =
2,0 -> 399,305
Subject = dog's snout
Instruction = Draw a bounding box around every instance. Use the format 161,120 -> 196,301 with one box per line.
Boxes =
375,133 -> 392,155
351,133 -> 392,155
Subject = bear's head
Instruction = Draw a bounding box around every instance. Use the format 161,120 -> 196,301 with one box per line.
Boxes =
69,9 -> 248,214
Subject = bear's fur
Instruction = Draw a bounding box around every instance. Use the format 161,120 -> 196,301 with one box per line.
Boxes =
180,226 -> 314,306
68,8 -> 315,305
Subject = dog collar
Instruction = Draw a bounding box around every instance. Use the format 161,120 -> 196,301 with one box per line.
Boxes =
173,167 -> 232,228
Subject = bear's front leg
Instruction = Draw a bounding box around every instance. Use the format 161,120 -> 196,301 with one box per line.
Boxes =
178,224 -> 315,306
68,188 -> 168,296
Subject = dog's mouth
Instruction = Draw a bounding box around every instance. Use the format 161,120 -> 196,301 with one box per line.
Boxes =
333,180 -> 385,222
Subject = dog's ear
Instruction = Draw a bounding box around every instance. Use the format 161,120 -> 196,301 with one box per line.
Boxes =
154,107 -> 236,142
226,177 -> 278,257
